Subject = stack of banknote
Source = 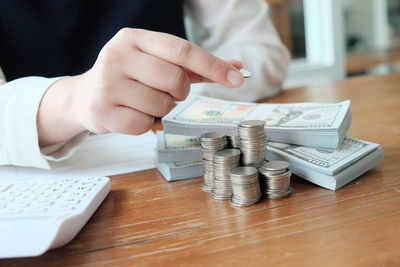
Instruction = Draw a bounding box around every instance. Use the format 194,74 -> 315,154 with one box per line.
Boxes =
162,95 -> 352,149
154,131 -> 203,181
155,95 -> 383,189
266,137 -> 383,190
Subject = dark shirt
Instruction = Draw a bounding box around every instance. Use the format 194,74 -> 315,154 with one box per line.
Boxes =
0,0 -> 186,81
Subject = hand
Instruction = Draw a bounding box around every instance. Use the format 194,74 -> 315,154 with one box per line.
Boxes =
37,28 -> 244,146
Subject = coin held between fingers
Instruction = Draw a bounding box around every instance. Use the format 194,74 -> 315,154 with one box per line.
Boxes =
240,68 -> 252,78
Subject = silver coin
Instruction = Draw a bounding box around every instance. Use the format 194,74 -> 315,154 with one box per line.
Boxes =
202,182 -> 213,192
238,120 -> 265,128
265,187 -> 292,199
261,161 -> 290,172
225,131 -> 240,149
230,166 -> 258,177
211,148 -> 241,199
260,162 -> 291,199
201,131 -> 226,140
201,132 -> 229,193
239,68 -> 252,78
229,166 -> 261,206
214,149 -> 241,160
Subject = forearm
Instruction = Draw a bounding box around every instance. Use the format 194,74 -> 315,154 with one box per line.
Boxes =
37,75 -> 86,147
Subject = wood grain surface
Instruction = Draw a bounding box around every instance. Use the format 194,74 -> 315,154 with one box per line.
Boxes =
347,48 -> 400,74
3,73 -> 400,266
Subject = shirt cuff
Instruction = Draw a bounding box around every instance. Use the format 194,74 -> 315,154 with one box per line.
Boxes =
41,131 -> 90,161
0,76 -> 86,169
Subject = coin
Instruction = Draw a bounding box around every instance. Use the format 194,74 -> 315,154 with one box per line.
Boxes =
212,149 -> 241,200
238,120 -> 267,168
201,131 -> 227,140
259,160 -> 291,199
261,161 -> 290,171
239,120 -> 265,128
230,166 -> 261,206
201,132 -> 228,191
239,68 -> 252,78
225,130 -> 240,149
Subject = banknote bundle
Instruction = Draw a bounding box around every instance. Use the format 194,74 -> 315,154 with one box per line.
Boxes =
156,95 -> 382,191
155,131 -> 382,190
155,131 -> 204,181
266,137 -> 383,190
156,131 -> 202,163
162,95 -> 351,149
155,160 -> 203,182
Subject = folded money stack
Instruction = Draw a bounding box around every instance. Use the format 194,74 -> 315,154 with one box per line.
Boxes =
155,131 -> 203,181
155,160 -> 203,182
266,137 -> 383,190
162,95 -> 351,149
155,95 -> 382,190
156,131 -> 202,163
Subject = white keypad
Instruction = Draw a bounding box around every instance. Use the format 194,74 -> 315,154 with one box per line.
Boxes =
0,177 -> 105,218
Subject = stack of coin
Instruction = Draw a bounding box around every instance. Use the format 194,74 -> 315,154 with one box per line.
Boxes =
238,120 -> 267,168
230,166 -> 261,206
200,132 -> 228,191
212,149 -> 241,200
259,161 -> 291,199
225,131 -> 240,149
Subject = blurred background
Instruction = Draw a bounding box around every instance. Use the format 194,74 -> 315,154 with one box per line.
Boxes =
266,0 -> 400,88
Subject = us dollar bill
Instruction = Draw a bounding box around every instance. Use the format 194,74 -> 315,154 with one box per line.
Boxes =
164,133 -> 200,149
155,160 -> 203,181
162,95 -> 351,149
156,131 -> 202,163
267,137 -> 380,176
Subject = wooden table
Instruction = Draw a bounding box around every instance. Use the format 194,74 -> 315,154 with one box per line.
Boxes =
347,48 -> 400,74
4,73 -> 400,266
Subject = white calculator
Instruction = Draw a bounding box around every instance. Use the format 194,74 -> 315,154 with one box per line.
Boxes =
0,176 -> 111,258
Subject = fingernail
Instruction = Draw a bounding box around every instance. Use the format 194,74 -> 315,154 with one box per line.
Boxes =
227,70 -> 244,87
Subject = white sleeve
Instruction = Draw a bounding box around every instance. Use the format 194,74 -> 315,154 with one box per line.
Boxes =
185,0 -> 291,102
0,72 -> 88,169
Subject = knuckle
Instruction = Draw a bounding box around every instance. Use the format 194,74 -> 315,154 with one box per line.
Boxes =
171,67 -> 186,88
173,40 -> 192,60
157,95 -> 174,117
209,57 -> 223,76
116,27 -> 131,39
169,67 -> 189,101
98,45 -> 119,66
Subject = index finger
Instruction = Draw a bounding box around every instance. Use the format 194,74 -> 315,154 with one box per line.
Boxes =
128,29 -> 244,88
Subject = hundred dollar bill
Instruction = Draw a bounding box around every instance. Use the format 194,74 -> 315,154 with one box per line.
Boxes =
266,137 -> 383,190
162,95 -> 351,149
156,131 -> 202,163
155,160 -> 203,181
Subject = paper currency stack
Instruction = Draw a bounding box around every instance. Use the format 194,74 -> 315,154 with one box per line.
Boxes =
162,95 -> 352,149
154,131 -> 203,181
155,95 -> 383,191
